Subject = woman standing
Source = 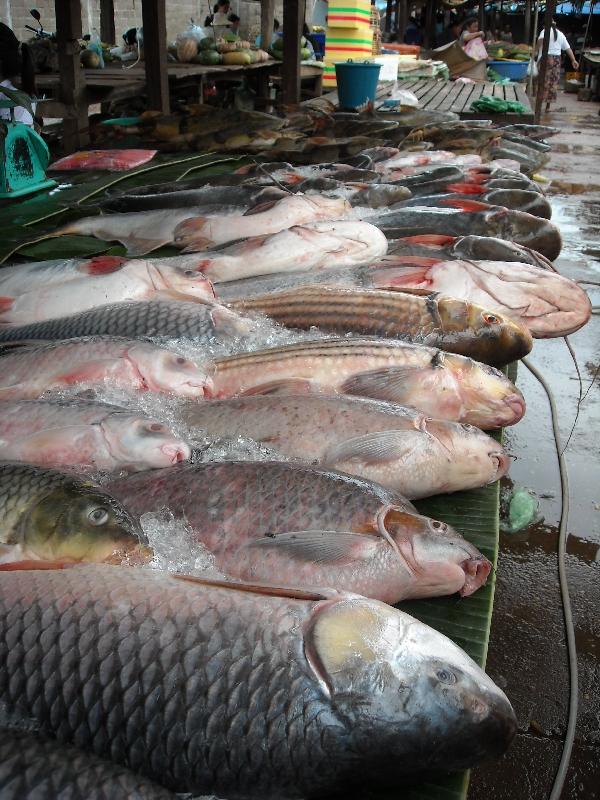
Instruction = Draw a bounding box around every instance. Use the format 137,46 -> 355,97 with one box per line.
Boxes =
0,23 -> 37,127
536,20 -> 579,112
460,17 -> 488,61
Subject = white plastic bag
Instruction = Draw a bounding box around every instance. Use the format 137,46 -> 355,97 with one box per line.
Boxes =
527,57 -> 538,78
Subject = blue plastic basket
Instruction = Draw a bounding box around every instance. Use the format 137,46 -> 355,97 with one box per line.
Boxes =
334,60 -> 381,109
488,60 -> 528,81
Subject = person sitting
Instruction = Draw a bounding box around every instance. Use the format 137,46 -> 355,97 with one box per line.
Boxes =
436,19 -> 461,47
0,22 -> 37,127
227,13 -> 241,38
255,17 -> 280,48
403,16 -> 423,46
204,0 -> 230,28
460,17 -> 488,60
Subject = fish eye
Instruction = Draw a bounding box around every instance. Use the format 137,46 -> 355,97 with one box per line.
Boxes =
88,507 -> 110,526
482,312 -> 500,325
461,423 -> 475,432
436,669 -> 456,685
176,356 -> 187,365
184,270 -> 195,276
430,520 -> 447,532
149,423 -> 166,432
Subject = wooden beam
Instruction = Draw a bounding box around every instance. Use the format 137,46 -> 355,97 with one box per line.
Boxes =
282,0 -> 304,106
100,0 -> 116,45
55,0 -> 88,153
534,0 -> 557,121
524,0 -> 532,45
141,0 -> 170,113
398,0 -> 408,44
424,0 -> 436,49
261,0 -> 275,52
385,0 -> 393,33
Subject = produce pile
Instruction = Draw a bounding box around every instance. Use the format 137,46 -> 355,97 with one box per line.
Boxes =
0,111 -> 591,800
174,31 -> 271,66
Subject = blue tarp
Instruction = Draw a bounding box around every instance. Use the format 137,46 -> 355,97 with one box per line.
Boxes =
555,1 -> 600,12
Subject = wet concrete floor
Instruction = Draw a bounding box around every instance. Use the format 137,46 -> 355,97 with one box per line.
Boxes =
470,94 -> 600,799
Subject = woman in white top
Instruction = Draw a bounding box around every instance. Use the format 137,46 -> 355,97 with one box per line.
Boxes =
536,20 -> 578,112
0,23 -> 37,127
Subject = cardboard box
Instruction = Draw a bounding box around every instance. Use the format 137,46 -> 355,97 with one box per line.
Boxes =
327,1 -> 371,29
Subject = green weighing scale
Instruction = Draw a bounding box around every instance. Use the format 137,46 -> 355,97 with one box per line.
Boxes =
0,84 -> 56,199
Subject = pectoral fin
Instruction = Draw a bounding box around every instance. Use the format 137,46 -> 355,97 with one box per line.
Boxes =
322,430 -> 420,467
173,572 -> 331,600
341,366 -> 422,403
245,531 -> 378,566
120,235 -> 172,257
240,378 -> 319,397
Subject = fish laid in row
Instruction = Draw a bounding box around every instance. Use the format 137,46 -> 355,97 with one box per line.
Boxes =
56,194 -> 350,256
365,201 -> 562,261
0,566 -> 517,798
0,337 -> 212,400
229,286 -> 533,367
109,460 -> 490,603
210,337 -> 525,429
0,399 -> 190,472
395,188 -> 552,219
179,394 -> 509,499
0,462 -> 149,566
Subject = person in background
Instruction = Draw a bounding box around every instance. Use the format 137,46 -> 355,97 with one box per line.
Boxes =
302,22 -> 316,58
403,15 -> 423,46
204,0 -> 230,28
227,13 -> 241,37
436,18 -> 461,47
0,22 -> 37,127
501,23 -> 513,43
460,17 -> 488,60
255,18 -> 280,48
536,19 -> 579,112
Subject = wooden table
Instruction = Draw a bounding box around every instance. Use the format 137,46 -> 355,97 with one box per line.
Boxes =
395,78 -> 534,123
36,60 -> 281,119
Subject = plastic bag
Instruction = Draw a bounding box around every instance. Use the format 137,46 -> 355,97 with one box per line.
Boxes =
527,57 -> 538,78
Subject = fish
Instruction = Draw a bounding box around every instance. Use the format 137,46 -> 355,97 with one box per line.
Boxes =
178,394 -> 510,499
175,220 -> 388,283
0,258 -> 215,326
370,259 -> 592,337
375,150 -> 477,171
366,201 -> 562,261
395,189 -> 552,219
390,166 -> 542,198
0,731 -> 175,799
481,142 -> 548,175
211,338 -> 525,428
500,123 -> 558,140
0,565 -> 517,797
56,195 -> 351,256
0,299 -> 249,343
0,462 -> 149,566
0,399 -> 191,472
96,184 -> 287,213
109,461 -> 490,602
0,337 -> 212,400
228,286 -> 533,367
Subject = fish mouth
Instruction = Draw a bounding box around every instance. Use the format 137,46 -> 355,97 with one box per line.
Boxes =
161,442 -> 191,465
459,556 -> 492,596
503,392 -> 526,423
489,450 -> 511,482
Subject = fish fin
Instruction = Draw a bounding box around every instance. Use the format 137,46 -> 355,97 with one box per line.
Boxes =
375,255 -> 440,268
173,573 -> 331,600
173,217 -> 209,247
341,367 -> 422,403
322,430 -> 419,467
120,236 -> 171,257
239,378 -> 317,397
80,255 -> 128,275
55,360 -> 121,386
441,198 -> 490,212
245,531 -> 378,566
399,234 -> 456,245
0,296 -> 15,313
445,182 -> 485,195
242,198 -> 281,216
0,558 -> 78,571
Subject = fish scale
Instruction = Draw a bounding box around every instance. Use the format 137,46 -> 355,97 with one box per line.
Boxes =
0,565 -> 517,798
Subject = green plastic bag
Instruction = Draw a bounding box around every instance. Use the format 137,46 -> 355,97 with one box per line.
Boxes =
470,95 -> 528,114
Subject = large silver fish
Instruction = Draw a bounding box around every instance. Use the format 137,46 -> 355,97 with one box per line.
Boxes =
211,338 -> 526,429
179,394 -> 510,499
0,565 -> 517,798
0,337 -> 212,400
0,299 -> 248,343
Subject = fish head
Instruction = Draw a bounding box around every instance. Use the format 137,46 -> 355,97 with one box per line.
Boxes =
18,485 -> 151,565
101,413 -> 191,469
127,343 -> 214,399
436,295 -> 533,366
306,597 -> 517,773
426,419 -> 511,490
443,354 -> 525,429
488,207 -> 561,261
381,507 -> 491,598
306,194 -> 351,217
155,264 -> 216,300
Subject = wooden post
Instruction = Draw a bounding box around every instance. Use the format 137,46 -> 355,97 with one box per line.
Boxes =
524,0 -> 532,45
534,0 -> 557,121
261,0 -> 275,51
393,0 -> 400,37
282,0 -> 304,106
424,0 -> 436,49
55,0 -> 88,153
100,0 -> 116,45
478,1 -> 485,37
141,0 -> 170,113
398,0 -> 408,44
